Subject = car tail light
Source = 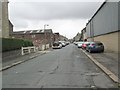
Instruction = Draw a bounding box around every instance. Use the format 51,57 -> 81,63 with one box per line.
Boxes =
83,44 -> 86,47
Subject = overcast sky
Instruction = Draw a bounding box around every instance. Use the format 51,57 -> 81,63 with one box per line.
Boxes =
8,0 -> 105,39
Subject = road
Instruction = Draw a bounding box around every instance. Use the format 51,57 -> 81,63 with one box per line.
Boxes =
2,44 -> 117,88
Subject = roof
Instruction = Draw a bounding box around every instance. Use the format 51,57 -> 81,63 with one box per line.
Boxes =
54,33 -> 60,35
12,29 -> 53,35
9,20 -> 13,26
86,1 -> 107,26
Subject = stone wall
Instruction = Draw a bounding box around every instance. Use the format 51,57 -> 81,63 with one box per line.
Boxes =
2,49 -> 21,62
87,32 -> 119,53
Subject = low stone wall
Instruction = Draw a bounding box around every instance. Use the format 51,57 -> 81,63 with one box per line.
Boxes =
46,44 -> 50,49
2,49 -> 21,62
87,32 -> 119,53
38,44 -> 50,51
94,32 -> 118,53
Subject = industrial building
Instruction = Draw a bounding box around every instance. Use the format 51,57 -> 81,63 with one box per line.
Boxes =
86,1 -> 119,53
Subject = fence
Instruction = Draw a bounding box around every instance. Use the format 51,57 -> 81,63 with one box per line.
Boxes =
21,44 -> 50,55
21,46 -> 37,55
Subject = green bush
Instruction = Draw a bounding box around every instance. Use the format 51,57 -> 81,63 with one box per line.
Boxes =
2,38 -> 33,52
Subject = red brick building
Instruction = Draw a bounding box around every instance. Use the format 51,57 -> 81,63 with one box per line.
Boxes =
53,33 -> 60,42
11,29 -> 54,50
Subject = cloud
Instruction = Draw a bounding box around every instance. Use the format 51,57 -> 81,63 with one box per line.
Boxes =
8,1 -> 104,38
13,19 -> 88,39
12,18 -> 28,29
9,2 -> 103,21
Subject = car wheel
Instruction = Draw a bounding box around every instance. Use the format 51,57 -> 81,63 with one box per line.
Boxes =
89,49 -> 92,53
101,50 -> 104,53
86,49 -> 88,52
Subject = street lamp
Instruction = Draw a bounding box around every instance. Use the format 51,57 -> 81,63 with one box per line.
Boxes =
44,24 -> 49,31
44,24 -> 49,50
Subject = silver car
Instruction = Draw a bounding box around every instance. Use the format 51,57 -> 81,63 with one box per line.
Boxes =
77,42 -> 84,48
52,42 -> 62,49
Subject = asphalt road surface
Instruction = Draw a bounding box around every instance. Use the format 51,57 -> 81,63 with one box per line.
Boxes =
2,44 -> 117,88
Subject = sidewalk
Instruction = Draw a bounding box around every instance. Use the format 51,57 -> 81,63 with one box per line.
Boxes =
1,50 -> 48,71
81,49 -> 119,84
90,52 -> 118,77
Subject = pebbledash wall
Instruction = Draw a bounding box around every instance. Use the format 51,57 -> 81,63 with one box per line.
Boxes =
86,1 -> 119,53
1,0 -> 9,38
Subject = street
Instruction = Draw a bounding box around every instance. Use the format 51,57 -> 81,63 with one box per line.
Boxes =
2,44 -> 116,88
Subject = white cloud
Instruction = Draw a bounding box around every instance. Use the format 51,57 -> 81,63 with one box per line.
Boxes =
13,19 -> 88,39
8,1 -> 104,39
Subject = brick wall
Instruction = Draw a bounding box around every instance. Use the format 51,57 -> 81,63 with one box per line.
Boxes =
12,32 -> 54,50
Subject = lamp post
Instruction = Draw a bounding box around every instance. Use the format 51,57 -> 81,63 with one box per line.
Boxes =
44,24 -> 49,50
44,24 -> 49,31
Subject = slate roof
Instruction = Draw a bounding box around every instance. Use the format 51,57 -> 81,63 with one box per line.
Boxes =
12,29 -> 53,35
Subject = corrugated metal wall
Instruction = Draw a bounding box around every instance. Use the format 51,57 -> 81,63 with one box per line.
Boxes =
86,23 -> 90,38
86,2 -> 118,38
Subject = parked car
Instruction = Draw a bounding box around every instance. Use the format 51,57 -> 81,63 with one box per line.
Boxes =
86,41 -> 104,53
66,41 -> 70,45
52,42 -> 62,49
74,42 -> 79,45
82,42 -> 91,49
77,42 -> 84,48
59,41 -> 66,47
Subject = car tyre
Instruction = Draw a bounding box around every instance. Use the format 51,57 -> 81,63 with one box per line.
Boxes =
101,50 -> 104,53
89,49 -> 92,53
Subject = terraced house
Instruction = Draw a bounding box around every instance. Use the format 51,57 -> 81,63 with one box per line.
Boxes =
85,0 -> 119,53
11,29 -> 54,50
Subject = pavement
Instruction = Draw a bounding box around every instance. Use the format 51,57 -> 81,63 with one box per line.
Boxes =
81,49 -> 119,85
1,49 -> 52,71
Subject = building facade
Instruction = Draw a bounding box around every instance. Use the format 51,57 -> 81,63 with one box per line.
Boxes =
73,32 -> 81,42
1,0 -> 9,38
86,1 -> 119,52
11,29 -> 54,50
81,28 -> 87,41
53,33 -> 60,42
59,35 -> 68,41
9,20 -> 13,36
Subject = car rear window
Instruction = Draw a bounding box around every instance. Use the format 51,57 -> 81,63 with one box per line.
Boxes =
53,43 -> 59,46
96,43 -> 103,45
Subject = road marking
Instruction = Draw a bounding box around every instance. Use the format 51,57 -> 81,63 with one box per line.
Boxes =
81,49 -> 120,84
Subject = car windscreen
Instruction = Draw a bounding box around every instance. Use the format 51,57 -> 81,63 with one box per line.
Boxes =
96,43 -> 103,46
53,43 -> 59,46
